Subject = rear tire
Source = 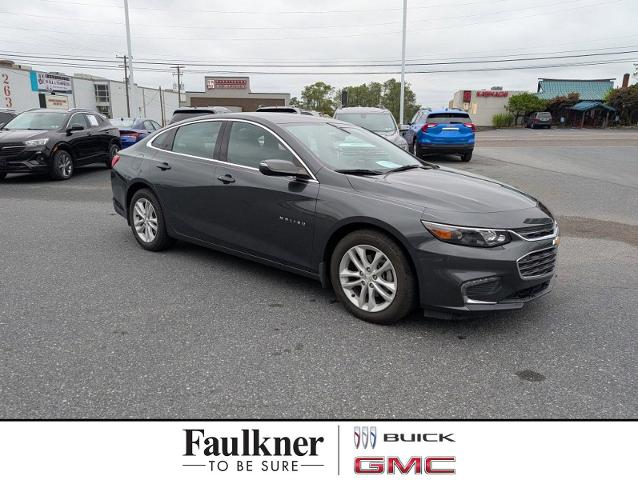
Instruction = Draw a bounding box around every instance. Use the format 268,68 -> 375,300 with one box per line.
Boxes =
330,229 -> 416,325
106,142 -> 119,169
129,188 -> 175,251
461,151 -> 473,162
49,149 -> 74,180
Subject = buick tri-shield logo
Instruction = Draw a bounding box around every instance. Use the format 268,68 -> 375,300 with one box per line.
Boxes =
354,426 -> 377,449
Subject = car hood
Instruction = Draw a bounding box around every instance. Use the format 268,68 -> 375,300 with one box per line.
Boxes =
347,166 -> 539,215
0,129 -> 50,142
376,130 -> 406,145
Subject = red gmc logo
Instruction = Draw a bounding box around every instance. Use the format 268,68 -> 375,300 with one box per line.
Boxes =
355,456 -> 455,474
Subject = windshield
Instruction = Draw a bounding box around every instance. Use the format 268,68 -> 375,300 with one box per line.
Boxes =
334,112 -> 397,133
3,111 -> 67,130
284,122 -> 420,173
110,118 -> 136,128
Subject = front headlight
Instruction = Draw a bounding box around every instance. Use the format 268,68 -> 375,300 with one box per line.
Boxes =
422,221 -> 511,247
24,138 -> 49,147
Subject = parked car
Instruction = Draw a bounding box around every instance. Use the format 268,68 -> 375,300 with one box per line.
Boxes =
0,108 -> 17,127
111,117 -> 162,148
256,106 -> 304,114
333,106 -> 409,150
168,107 -> 232,124
404,108 -> 475,162
0,108 -> 120,180
525,111 -> 552,129
111,113 -> 558,324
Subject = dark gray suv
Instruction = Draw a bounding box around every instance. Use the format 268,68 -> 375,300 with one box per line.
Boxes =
111,113 -> 558,324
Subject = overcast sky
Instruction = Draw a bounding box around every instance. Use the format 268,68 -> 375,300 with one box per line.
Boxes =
1,0 -> 637,107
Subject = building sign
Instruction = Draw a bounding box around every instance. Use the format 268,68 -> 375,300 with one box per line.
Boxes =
206,78 -> 248,90
30,71 -> 73,94
476,90 -> 509,97
45,94 -> 69,110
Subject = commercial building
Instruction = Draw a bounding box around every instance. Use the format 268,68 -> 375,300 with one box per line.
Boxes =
449,87 -> 526,126
0,60 -> 179,125
185,76 -> 290,111
536,78 -> 614,101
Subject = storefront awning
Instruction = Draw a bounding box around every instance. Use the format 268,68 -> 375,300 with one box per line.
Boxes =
569,101 -> 616,112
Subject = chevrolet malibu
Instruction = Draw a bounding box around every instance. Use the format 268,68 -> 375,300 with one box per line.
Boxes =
110,113 -> 559,324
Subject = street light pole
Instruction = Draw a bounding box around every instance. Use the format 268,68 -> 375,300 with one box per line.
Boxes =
399,0 -> 408,125
123,0 -> 136,114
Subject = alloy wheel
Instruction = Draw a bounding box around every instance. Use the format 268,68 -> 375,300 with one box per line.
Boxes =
338,244 -> 397,312
133,198 -> 158,243
109,144 -> 119,158
57,152 -> 73,178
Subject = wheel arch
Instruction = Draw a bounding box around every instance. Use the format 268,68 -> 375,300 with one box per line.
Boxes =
125,179 -> 160,224
319,218 -> 421,292
50,141 -> 77,161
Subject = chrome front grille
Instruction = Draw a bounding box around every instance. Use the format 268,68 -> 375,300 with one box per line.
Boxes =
517,247 -> 557,278
512,222 -> 556,240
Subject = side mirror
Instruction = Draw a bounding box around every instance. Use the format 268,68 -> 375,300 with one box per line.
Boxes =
399,124 -> 410,132
259,159 -> 310,179
66,125 -> 84,135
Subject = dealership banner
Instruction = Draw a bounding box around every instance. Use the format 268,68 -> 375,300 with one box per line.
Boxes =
0,421 -> 634,478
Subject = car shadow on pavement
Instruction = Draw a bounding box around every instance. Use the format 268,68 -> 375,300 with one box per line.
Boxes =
421,154 -> 466,164
163,238 -> 533,335
1,166 -> 107,184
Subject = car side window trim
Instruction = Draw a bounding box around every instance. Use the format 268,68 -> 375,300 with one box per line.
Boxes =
147,118 -> 318,183
66,112 -> 88,129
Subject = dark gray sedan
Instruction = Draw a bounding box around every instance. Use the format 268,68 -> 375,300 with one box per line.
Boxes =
110,113 -> 559,324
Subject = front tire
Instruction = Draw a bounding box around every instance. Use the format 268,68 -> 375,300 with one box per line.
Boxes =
330,230 -> 416,324
461,151 -> 473,162
49,149 -> 74,180
129,188 -> 175,251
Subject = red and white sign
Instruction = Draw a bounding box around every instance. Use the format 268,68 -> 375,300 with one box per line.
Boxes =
476,90 -> 509,97
206,78 -> 248,90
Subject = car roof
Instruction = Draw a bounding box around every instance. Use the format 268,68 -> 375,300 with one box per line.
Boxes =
171,111 -> 342,127
334,107 -> 389,114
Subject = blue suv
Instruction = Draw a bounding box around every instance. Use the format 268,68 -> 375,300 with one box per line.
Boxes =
404,108 -> 475,162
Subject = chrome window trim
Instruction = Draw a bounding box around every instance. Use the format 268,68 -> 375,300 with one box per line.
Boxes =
147,117 -> 319,183
516,246 -> 557,280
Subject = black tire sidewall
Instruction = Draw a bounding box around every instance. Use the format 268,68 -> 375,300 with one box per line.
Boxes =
128,188 -> 173,251
106,143 -> 119,169
330,230 -> 416,324
462,151 -> 472,162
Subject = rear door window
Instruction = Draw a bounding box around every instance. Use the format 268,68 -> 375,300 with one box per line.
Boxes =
172,121 -> 222,159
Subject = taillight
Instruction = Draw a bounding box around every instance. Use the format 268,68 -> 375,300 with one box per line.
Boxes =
421,122 -> 438,132
463,122 -> 476,132
111,154 -> 121,168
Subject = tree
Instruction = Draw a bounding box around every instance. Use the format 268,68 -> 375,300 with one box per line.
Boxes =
545,92 -> 579,121
298,81 -> 336,115
380,79 -> 420,124
506,92 -> 548,124
337,79 -> 420,124
605,84 -> 638,125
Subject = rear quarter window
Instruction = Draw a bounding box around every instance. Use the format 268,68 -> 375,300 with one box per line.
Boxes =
151,129 -> 176,151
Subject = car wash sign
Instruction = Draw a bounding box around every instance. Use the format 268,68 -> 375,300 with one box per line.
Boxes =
30,71 -> 73,94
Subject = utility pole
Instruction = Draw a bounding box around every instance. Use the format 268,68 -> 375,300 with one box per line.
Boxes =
123,0 -> 136,114
159,86 -> 165,126
172,65 -> 184,106
399,0 -> 407,125
117,54 -> 131,117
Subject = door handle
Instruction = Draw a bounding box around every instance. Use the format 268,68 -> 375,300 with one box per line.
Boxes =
156,162 -> 171,171
217,174 -> 235,184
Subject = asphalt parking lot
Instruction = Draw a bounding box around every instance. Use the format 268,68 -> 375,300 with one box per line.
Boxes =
1,128 -> 637,419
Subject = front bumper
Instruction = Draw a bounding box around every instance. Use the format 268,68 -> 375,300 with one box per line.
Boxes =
414,233 -> 558,316
0,148 -> 50,174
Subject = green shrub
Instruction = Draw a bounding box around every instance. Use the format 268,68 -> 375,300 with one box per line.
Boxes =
492,113 -> 514,128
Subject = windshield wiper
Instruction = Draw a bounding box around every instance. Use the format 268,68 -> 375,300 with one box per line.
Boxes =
335,168 -> 383,176
385,164 -> 422,174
